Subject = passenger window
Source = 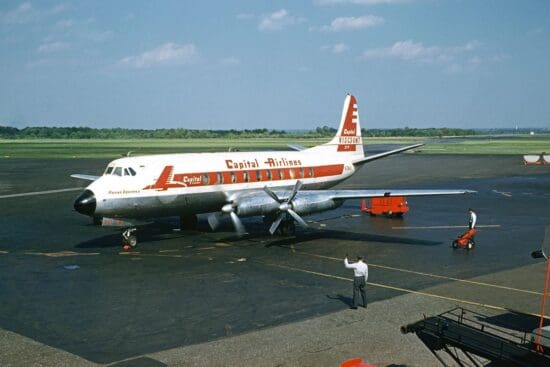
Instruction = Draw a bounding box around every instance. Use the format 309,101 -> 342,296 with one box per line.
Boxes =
266,170 -> 272,180
256,170 -> 262,181
230,172 -> 236,183
278,169 -> 283,180
202,173 -> 209,185
113,167 -> 122,176
309,167 -> 314,177
299,167 -> 304,178
216,172 -> 223,184
243,171 -> 250,182
128,167 -> 137,176
289,169 -> 295,179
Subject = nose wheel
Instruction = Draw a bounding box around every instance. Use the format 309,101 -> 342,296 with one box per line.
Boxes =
122,228 -> 138,249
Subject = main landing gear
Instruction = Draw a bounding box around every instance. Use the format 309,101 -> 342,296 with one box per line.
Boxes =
276,218 -> 296,236
122,227 -> 137,249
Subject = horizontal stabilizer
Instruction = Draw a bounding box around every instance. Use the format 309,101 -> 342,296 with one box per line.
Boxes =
352,143 -> 423,165
287,144 -> 306,151
70,174 -> 100,181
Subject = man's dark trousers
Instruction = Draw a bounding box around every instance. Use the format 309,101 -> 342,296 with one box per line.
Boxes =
353,276 -> 367,308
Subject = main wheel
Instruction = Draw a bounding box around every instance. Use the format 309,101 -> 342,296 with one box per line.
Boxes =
467,240 -> 474,250
452,240 -> 458,249
123,234 -> 138,248
276,220 -> 296,236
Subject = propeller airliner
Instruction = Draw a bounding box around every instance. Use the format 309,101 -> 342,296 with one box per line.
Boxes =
72,94 -> 474,247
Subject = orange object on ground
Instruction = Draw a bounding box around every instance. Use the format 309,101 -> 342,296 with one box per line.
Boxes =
452,228 -> 477,250
361,196 -> 408,217
340,358 -> 376,367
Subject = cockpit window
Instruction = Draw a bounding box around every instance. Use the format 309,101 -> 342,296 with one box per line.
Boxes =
124,168 -> 130,176
128,167 -> 136,176
113,167 -> 123,176
105,167 -> 114,175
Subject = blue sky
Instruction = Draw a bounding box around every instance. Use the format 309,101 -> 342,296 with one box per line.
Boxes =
1,0 -> 549,130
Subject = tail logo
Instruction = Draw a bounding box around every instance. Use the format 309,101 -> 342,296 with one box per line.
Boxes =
337,97 -> 361,152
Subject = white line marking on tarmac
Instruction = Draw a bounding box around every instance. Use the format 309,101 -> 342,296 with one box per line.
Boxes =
0,187 -> 83,199
24,251 -> 100,257
266,262 -> 550,319
392,224 -> 501,230
296,250 -> 541,296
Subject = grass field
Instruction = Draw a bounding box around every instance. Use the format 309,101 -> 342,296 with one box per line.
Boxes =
0,135 -> 549,159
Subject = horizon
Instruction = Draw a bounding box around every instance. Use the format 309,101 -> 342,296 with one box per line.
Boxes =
1,1 -> 549,130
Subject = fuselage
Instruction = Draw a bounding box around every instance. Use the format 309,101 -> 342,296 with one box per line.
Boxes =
77,149 -> 357,219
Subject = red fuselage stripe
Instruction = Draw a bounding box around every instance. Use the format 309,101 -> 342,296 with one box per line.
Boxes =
143,164 -> 345,190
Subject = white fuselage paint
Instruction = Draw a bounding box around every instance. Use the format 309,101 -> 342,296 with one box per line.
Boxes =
85,150 -> 357,219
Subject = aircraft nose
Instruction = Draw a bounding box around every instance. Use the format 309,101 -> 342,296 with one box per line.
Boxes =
74,189 -> 96,216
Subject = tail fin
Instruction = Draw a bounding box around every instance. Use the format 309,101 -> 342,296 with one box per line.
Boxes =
308,94 -> 364,160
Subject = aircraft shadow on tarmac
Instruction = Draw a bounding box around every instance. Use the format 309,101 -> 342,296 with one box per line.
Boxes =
264,229 -> 442,248
74,218 -> 442,249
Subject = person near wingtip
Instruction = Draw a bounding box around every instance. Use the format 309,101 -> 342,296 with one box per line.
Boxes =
344,255 -> 368,309
468,208 -> 477,230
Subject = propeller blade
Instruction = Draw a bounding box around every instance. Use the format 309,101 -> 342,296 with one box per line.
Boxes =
263,186 -> 281,203
207,212 -> 222,231
288,180 -> 303,203
287,209 -> 308,229
269,213 -> 285,235
229,212 -> 247,236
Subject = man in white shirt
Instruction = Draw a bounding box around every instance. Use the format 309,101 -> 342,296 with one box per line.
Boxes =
344,255 -> 369,309
469,208 -> 477,229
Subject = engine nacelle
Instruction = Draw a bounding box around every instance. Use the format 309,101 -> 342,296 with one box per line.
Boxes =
235,196 -> 280,217
291,197 -> 342,215
234,194 -> 342,218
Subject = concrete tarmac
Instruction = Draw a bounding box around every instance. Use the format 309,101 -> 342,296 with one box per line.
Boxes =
0,154 -> 549,366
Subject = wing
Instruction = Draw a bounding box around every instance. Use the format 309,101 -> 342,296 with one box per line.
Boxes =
307,188 -> 476,200
70,174 -> 100,181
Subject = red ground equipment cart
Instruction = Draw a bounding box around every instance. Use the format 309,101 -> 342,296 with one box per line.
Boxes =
361,196 -> 409,217
452,228 -> 477,250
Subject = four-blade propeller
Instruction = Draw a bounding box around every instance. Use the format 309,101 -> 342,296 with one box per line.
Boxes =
263,180 -> 308,235
207,180 -> 308,236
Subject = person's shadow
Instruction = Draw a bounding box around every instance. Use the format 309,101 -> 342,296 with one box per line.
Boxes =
327,294 -> 353,307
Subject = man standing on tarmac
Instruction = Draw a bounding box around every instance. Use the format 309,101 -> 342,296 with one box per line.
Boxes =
344,255 -> 368,309
469,208 -> 477,229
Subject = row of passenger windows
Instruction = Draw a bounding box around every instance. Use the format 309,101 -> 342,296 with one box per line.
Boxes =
199,167 -> 314,185
104,166 -> 137,177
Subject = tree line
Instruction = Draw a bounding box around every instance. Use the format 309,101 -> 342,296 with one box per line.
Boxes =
0,125 -> 478,139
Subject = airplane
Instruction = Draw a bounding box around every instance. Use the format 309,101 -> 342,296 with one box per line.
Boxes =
72,94 -> 474,248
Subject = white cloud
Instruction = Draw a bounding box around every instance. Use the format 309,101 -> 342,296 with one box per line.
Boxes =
0,2 -> 69,25
37,41 -> 69,53
363,39 -> 480,65
117,42 -> 198,69
87,30 -> 114,43
363,39 -> 487,74
54,18 -> 74,30
258,9 -> 305,31
316,15 -> 384,32
0,2 -> 36,25
321,43 -> 349,53
220,57 -> 241,66
316,0 -> 406,5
